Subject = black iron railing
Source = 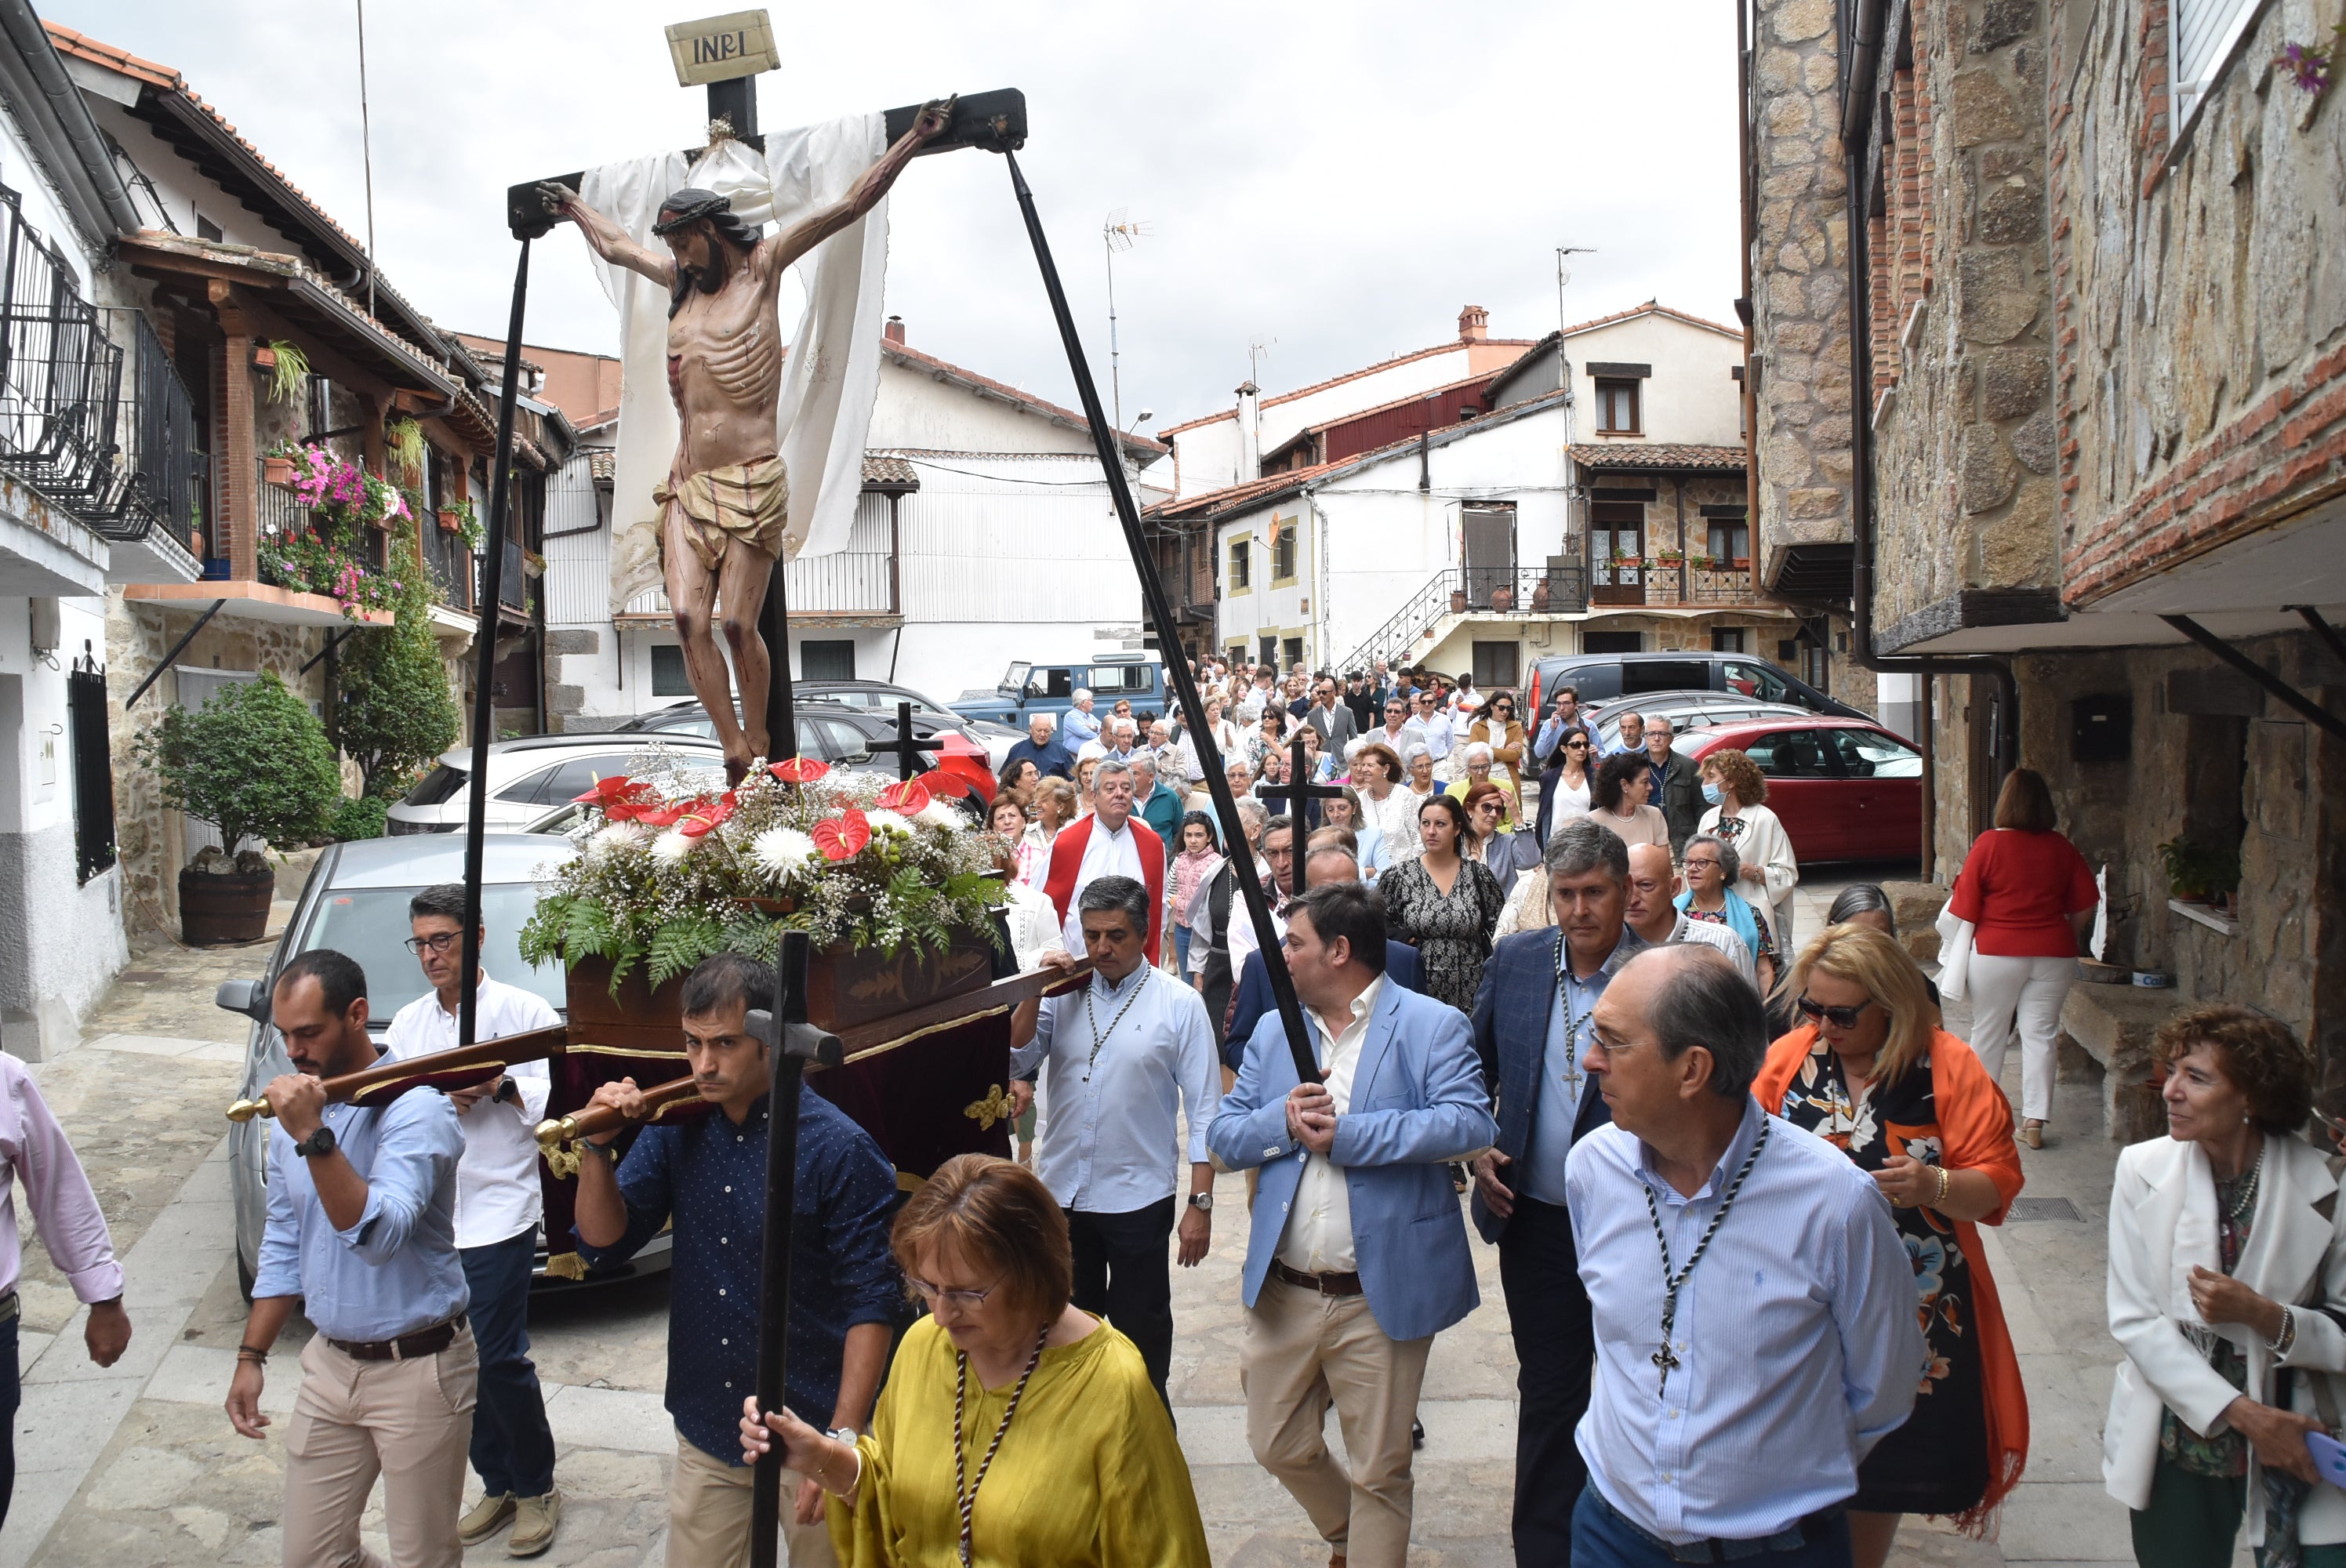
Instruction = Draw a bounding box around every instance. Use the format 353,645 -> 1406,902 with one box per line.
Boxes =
1339,563 -> 1591,673
0,185 -> 202,546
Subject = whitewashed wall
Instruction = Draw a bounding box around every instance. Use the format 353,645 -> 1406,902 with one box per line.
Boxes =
1566,314 -> 1745,448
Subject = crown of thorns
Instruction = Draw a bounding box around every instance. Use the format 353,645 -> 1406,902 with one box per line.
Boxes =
652,188 -> 761,247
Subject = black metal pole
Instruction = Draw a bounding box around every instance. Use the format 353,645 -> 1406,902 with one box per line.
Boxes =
1000,147 -> 1320,1085
458,239 -> 532,1047
750,931 -> 815,1568
758,550 -> 798,766
123,598 -> 226,709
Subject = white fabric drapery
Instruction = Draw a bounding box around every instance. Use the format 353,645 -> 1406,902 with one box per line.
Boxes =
576,116 -> 892,613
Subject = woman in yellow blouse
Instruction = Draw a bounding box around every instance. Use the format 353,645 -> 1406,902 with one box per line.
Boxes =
740,1154 -> 1211,1567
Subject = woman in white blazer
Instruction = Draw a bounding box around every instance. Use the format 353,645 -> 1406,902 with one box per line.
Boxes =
2105,1004 -> 2346,1568
1694,746 -> 1799,953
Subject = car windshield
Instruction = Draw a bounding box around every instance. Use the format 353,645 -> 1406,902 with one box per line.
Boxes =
1002,662 -> 1030,695
300,884 -> 565,1023
405,764 -> 469,806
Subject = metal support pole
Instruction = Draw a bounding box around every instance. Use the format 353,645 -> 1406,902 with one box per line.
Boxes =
1000,147 -> 1320,1085
458,239 -> 532,1047
123,598 -> 227,709
2163,614 -> 2346,744
757,553 -> 798,766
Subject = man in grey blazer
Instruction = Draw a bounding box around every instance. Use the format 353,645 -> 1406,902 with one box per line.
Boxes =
1306,673 -> 1360,750
1209,881 -> 1497,1568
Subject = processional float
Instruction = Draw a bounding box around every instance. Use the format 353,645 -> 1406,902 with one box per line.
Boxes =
227,15 -> 1327,1563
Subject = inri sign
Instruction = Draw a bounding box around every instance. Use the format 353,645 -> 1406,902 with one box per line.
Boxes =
664,9 -> 779,87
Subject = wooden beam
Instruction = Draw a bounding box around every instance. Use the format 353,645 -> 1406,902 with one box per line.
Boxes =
209,279 -> 259,583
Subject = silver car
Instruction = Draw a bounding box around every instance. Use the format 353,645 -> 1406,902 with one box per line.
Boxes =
385,732 -> 725,837
217,833 -> 670,1294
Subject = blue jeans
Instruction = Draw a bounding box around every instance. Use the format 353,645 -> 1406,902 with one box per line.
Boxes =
463,1229 -> 556,1499
1573,1485 -> 1851,1568
1174,924 -> 1194,977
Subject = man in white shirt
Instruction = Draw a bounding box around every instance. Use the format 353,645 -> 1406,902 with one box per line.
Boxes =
1221,815 -> 1298,980
1208,882 -> 1495,1568
1411,689 -> 1454,771
1009,877 -> 1217,1403
1237,669 -> 1277,724
383,885 -> 563,1556
1567,945 -> 1920,1568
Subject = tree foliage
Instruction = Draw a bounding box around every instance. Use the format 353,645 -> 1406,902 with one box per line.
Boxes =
336,542 -> 460,797
133,670 -> 340,858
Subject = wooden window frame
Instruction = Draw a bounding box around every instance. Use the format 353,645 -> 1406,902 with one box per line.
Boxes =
1228,536 -> 1251,594
1594,379 -> 1642,435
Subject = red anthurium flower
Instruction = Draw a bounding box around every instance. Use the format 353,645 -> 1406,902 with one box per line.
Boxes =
574,774 -> 639,806
916,767 -> 974,800
874,779 -> 932,815
768,756 -> 831,784
634,802 -> 688,828
677,793 -> 739,838
812,808 -> 872,862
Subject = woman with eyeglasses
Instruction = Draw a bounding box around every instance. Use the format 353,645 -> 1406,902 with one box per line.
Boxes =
1380,793 -> 1506,1014
1753,924 -> 2028,1566
740,1154 -> 1211,1567
1467,690 -> 1527,819
1676,832 -> 1780,994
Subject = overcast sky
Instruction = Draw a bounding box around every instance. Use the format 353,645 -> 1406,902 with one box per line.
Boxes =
54,0 -> 1744,432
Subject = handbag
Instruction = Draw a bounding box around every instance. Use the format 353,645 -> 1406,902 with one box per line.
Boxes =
1935,895 -> 1977,1004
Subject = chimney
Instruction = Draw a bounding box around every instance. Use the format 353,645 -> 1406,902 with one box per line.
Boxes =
884,314 -> 906,345
1235,379 -> 1262,480
1458,304 -> 1490,343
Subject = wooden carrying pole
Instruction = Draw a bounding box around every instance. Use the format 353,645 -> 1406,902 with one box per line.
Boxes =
997,145 -> 1322,1085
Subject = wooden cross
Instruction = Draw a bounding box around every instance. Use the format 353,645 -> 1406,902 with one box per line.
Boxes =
1255,735 -> 1347,896
867,699 -> 927,782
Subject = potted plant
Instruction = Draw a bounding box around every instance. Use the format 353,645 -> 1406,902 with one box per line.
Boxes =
256,339 -> 308,406
133,670 -> 341,944
2159,837 -> 2242,906
386,416 -> 427,488
262,444 -> 299,487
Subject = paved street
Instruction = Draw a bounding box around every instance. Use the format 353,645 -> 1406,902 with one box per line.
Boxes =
5,871 -> 2155,1568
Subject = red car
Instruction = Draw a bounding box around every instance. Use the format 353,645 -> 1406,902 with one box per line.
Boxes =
1677,717 -> 1922,864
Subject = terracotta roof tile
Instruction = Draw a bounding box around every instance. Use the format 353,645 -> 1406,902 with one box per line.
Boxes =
1560,299 -> 1744,339
1568,442 -> 1749,471
860,455 -> 919,488
1157,337 -> 1539,437
883,341 -> 1168,457
588,448 -> 616,482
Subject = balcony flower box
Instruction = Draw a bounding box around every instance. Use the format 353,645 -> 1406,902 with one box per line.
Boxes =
251,344 -> 278,372
1654,550 -> 1685,564
438,508 -> 464,533
1731,557 -> 1752,570
263,455 -> 298,487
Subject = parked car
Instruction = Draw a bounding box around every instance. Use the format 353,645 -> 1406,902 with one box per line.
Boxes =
950,655 -> 1168,727
1525,652 -> 1869,724
621,683 -> 1019,757
1580,689 -> 1813,751
387,732 -> 726,837
1674,717 -> 1924,864
614,701 -> 996,803
214,833 -> 664,1294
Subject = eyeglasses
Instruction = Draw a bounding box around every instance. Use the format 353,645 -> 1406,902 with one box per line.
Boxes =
904,1276 -> 1000,1312
405,931 -> 464,955
1796,995 -> 1879,1029
1681,857 -> 1720,872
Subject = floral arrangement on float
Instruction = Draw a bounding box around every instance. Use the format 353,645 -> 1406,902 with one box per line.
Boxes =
519,744 -> 1006,1000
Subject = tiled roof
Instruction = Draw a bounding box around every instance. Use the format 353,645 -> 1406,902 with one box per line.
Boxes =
1560,299 -> 1744,340
1148,463 -> 1341,522
1157,337 -> 1539,437
883,341 -> 1168,458
588,448 -> 616,482
1568,442 -> 1749,471
861,455 -> 920,488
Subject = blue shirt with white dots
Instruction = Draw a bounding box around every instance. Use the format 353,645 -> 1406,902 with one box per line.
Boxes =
576,1091 -> 901,1465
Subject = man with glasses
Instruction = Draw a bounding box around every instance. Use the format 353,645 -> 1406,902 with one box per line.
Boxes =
1641,716 -> 1705,855
1307,674 -> 1359,750
383,884 -> 564,1556
574,953 -> 898,1568
1374,693 -> 1427,755
1411,690 -> 1454,773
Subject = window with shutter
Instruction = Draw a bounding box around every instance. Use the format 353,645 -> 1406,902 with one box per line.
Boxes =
2173,0 -> 2260,138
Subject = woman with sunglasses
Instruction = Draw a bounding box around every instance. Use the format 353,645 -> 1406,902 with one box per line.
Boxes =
1460,780 -> 1541,900
1467,689 -> 1528,820
1676,832 -> 1780,994
1546,725 -> 1595,829
1753,924 -> 2028,1566
740,1154 -> 1211,1566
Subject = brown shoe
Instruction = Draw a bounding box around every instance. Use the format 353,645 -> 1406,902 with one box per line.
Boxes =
508,1490 -> 561,1559
458,1493 -> 514,1545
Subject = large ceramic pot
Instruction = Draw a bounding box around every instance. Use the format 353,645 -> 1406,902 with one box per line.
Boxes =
180,867 -> 274,946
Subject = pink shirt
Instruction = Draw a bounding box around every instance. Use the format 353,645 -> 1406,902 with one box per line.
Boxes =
0,1051 -> 122,1303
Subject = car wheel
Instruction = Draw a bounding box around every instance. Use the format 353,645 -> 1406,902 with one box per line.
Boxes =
237,1253 -> 255,1302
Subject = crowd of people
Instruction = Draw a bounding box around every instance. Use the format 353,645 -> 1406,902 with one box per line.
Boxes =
0,655 -> 2328,1568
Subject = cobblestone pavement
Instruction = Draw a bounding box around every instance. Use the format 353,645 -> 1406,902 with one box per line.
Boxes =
6,865 -> 2151,1567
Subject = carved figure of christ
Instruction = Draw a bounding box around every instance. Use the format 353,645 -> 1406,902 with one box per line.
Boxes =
536,96 -> 953,781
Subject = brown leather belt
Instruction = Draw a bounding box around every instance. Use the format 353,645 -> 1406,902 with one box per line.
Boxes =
326,1312 -> 467,1363
1270,1260 -> 1363,1297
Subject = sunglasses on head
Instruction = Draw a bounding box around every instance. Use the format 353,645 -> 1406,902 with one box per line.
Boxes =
1795,995 -> 1878,1029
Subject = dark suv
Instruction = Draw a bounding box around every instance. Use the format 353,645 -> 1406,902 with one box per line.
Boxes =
1524,652 -> 1867,721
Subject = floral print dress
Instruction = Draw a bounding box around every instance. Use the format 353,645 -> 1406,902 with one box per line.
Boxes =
1380,855 -> 1505,1013
1773,1039 -> 1991,1516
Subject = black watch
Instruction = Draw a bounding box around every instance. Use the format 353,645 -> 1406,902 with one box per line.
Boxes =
492,1076 -> 519,1105
292,1124 -> 337,1160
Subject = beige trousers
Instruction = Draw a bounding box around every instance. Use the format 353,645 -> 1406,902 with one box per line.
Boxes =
1240,1276 -> 1433,1568
280,1325 -> 479,1568
667,1434 -> 837,1568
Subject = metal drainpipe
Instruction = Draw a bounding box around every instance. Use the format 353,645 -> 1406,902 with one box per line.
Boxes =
1837,14 -> 2018,859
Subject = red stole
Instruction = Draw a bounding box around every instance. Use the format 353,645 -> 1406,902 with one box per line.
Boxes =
1043,815 -> 1166,962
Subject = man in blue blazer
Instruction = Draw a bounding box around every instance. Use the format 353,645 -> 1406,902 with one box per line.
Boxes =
1466,818 -> 1648,1566
1209,881 -> 1495,1568
1220,841 -> 1422,1070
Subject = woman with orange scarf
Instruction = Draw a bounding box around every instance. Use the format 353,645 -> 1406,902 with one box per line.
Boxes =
1754,923 -> 2028,1566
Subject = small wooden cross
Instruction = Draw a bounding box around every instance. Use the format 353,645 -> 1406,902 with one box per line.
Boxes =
1255,735 -> 1346,896
866,699 -> 928,782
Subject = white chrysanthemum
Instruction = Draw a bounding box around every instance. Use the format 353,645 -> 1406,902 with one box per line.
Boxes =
865,809 -> 912,838
650,828 -> 694,864
590,822 -> 648,857
916,800 -> 961,831
753,826 -> 819,879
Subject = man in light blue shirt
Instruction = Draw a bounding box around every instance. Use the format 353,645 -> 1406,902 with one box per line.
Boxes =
1010,875 -> 1218,1403
227,948 -> 474,1568
1567,945 -> 1922,1568
1060,687 -> 1102,746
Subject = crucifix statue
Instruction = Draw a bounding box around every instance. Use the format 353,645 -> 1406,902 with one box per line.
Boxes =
532,97 -> 955,782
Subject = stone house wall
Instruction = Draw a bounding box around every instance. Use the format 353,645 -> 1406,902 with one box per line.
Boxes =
2050,0 -> 2346,606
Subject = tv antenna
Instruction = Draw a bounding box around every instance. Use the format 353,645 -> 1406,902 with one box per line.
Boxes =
1556,244 -> 1597,332
1103,208 -> 1150,435
1247,335 -> 1276,387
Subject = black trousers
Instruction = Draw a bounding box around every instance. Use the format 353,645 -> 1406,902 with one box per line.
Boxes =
1498,1196 -> 1593,1568
1066,1199 -> 1177,1403
0,1311 -> 16,1534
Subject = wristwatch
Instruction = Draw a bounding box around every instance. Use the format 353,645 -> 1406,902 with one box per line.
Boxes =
492,1076 -> 520,1105
1186,1192 -> 1214,1212
292,1124 -> 337,1160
